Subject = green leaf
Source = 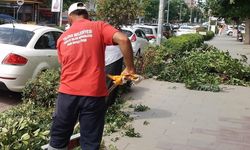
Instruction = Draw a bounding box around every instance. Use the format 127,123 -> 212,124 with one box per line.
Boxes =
21,133 -> 30,141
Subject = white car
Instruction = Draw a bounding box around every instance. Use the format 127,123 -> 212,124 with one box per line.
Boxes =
0,24 -> 62,92
176,26 -> 197,36
133,24 -> 158,44
121,27 -> 149,56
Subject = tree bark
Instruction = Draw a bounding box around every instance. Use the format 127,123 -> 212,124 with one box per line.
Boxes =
244,18 -> 250,44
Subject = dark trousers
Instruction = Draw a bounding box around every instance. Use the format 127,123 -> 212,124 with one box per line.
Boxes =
49,93 -> 106,150
105,58 -> 123,107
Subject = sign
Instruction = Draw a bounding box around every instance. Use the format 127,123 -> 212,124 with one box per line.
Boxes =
17,0 -> 24,6
51,0 -> 60,12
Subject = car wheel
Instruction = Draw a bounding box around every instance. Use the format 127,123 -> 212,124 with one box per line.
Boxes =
228,32 -> 233,36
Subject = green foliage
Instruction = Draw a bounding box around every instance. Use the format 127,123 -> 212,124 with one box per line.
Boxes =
1,68 -> 144,148
203,31 -> 215,41
161,34 -> 204,59
157,46 -> 250,91
168,0 -> 191,23
133,104 -> 150,112
141,33 -> 250,92
0,103 -> 52,149
123,125 -> 141,137
207,0 -> 250,19
141,0 -> 159,21
96,0 -> 141,28
104,98 -> 133,135
22,69 -> 60,108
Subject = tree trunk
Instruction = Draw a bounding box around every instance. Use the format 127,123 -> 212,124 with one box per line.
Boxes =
244,18 -> 250,44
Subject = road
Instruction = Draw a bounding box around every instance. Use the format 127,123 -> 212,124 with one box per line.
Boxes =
0,90 -> 21,112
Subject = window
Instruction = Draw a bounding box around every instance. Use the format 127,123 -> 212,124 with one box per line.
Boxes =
135,30 -> 143,38
35,32 -> 61,49
121,29 -> 133,37
0,27 -> 34,47
52,31 -> 62,44
140,30 -> 148,40
138,27 -> 153,34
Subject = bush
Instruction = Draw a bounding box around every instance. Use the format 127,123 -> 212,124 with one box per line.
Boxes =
157,47 -> 250,91
203,31 -> 215,41
138,46 -> 165,77
0,103 -> 52,149
142,34 -> 205,77
160,34 -> 204,60
141,33 -> 250,92
22,69 -> 60,108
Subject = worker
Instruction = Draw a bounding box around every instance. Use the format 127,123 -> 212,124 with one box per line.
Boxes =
48,2 -> 135,150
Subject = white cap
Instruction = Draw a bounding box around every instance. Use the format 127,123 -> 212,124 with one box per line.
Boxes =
68,2 -> 87,15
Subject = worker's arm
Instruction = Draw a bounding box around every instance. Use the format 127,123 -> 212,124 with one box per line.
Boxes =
112,32 -> 136,74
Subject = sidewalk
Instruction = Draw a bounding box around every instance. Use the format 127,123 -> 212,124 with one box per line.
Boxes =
104,37 -> 250,150
206,35 -> 250,64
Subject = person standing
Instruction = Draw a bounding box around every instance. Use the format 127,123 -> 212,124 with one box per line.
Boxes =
48,2 -> 135,150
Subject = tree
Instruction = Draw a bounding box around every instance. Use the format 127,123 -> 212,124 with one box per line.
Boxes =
141,0 -> 159,22
206,0 -> 250,44
96,0 -> 141,28
167,0 -> 190,23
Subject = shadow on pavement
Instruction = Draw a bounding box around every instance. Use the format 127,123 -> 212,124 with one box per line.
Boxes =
0,90 -> 22,112
133,108 -> 173,120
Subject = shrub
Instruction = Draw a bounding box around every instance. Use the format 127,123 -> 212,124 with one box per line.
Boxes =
0,103 -> 52,149
203,31 -> 215,41
142,34 -> 204,77
139,46 -> 165,77
22,69 -> 60,108
160,34 -> 204,60
140,33 -> 250,92
157,47 -> 250,91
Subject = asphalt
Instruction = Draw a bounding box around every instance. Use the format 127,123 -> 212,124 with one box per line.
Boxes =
104,36 -> 250,150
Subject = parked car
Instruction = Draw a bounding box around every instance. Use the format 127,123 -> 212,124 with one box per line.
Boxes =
175,26 -> 196,36
121,27 -> 149,56
0,24 -> 63,92
133,24 -> 158,44
0,14 -> 16,24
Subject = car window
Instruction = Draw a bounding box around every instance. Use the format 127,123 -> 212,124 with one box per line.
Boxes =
35,32 -> 56,49
141,30 -> 147,39
137,27 -> 153,34
135,30 -> 143,38
0,27 -> 34,47
52,31 -> 62,46
121,29 -> 133,37
138,30 -> 147,40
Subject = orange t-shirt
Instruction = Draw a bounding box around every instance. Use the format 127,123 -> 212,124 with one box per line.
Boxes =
57,19 -> 118,96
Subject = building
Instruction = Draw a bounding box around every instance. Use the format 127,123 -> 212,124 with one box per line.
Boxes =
0,0 -> 57,24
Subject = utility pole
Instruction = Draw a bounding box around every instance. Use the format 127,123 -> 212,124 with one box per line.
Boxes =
59,0 -> 63,27
156,0 -> 165,45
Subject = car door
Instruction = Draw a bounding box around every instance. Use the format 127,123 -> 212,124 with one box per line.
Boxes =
34,31 -> 62,69
137,30 -> 149,50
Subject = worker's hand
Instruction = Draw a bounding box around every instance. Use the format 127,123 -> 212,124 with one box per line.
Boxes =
122,67 -> 136,76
